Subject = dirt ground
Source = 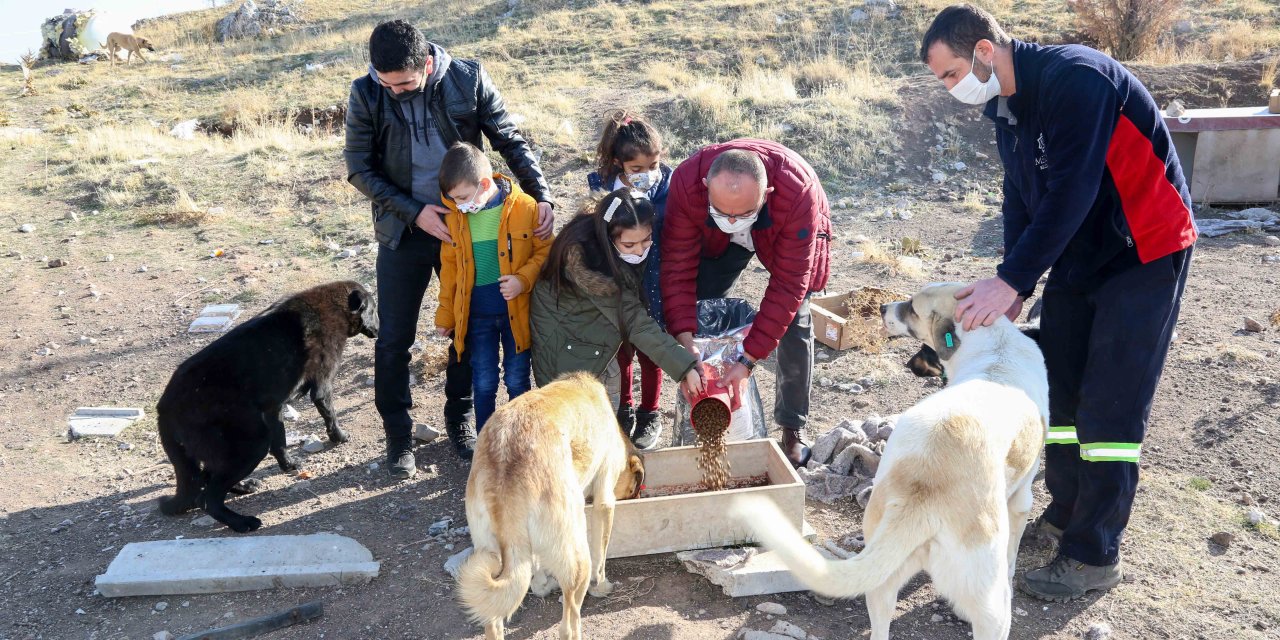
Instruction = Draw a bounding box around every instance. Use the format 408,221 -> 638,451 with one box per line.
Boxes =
3,61 -> 1280,640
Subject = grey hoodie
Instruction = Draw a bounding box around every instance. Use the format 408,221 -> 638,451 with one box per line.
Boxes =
368,43 -> 451,208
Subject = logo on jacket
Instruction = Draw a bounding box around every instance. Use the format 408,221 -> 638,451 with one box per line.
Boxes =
1035,133 -> 1048,171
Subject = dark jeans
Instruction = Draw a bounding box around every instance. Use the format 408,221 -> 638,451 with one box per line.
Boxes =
696,243 -> 814,431
1040,247 -> 1192,566
467,314 -> 531,431
375,229 -> 473,444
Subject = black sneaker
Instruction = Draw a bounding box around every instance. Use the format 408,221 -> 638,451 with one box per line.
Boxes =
632,410 -> 663,450
445,420 -> 477,461
616,405 -> 637,438
1020,554 -> 1123,602
387,439 -> 417,479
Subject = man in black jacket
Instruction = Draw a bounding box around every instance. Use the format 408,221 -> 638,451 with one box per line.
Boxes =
345,20 -> 555,477
921,5 -> 1196,602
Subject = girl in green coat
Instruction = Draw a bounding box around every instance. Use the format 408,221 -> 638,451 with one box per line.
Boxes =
531,189 -> 703,448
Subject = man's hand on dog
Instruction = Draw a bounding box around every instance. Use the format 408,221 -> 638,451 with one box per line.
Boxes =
415,204 -> 452,242
535,202 -> 554,239
954,277 -> 1020,331
499,275 -> 525,300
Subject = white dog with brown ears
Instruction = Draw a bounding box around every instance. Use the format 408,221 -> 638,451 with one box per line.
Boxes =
731,283 -> 1048,640
456,372 -> 644,640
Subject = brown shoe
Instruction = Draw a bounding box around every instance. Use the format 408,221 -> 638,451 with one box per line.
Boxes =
781,429 -> 811,468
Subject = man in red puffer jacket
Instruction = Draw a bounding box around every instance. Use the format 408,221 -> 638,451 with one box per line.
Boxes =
662,139 -> 832,467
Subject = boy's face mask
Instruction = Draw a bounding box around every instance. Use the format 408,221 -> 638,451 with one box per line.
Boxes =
451,179 -> 490,214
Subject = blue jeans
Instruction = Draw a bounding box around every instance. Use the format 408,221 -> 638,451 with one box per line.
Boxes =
467,314 -> 531,431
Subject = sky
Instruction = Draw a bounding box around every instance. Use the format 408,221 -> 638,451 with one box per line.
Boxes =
0,0 -> 230,64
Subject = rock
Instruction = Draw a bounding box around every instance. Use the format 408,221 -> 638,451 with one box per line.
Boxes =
805,470 -> 863,504
138,265 -> 148,273
835,383 -> 864,394
48,258 -> 68,268
429,518 -> 453,536
1210,532 -> 1234,548
443,547 -> 473,579
855,484 -> 875,508
899,256 -> 924,272
169,120 -> 199,140
830,443 -> 880,476
811,427 -> 855,464
289,480 -> 311,492
414,423 -> 441,442
337,248 -> 357,259
692,547 -> 755,568
874,424 -> 895,442
739,631 -> 791,640
216,0 -> 301,42
768,621 -> 808,639
155,601 -> 169,611
952,161 -> 967,171
18,224 -> 34,233
756,602 -> 787,616
193,515 -> 217,527
1244,317 -> 1265,333
1083,622 -> 1113,640
66,211 -> 80,221
1264,236 -> 1280,247
931,172 -> 946,184
281,404 -> 300,421
154,632 -> 175,640
1246,508 -> 1265,526
931,613 -> 944,623
364,376 -> 376,387
77,335 -> 96,346
104,254 -> 114,262
300,435 -> 325,453
860,415 -> 883,440
813,594 -> 836,606
818,377 -> 833,387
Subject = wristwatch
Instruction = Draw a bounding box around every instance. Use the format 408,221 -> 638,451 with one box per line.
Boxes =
736,353 -> 756,371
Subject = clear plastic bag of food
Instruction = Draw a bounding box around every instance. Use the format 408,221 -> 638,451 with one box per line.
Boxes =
673,298 -> 768,446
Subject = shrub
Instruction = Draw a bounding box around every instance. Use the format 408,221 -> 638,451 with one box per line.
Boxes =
1068,0 -> 1182,60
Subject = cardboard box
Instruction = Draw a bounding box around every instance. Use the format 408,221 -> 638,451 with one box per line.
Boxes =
811,291 -> 858,350
588,439 -> 807,558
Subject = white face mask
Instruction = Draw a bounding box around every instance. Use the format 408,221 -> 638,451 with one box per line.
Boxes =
626,169 -> 661,192
454,181 -> 489,214
949,49 -> 1001,106
710,205 -> 758,234
618,245 -> 650,265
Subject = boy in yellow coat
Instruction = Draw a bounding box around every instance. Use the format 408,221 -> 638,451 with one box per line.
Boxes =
435,142 -> 550,454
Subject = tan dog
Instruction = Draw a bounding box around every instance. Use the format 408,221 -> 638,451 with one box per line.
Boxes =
456,372 -> 644,640
732,283 -> 1048,640
105,32 -> 155,67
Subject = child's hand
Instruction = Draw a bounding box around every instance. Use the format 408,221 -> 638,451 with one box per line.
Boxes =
498,275 -> 525,300
436,327 -> 453,337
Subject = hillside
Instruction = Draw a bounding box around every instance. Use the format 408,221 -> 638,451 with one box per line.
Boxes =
0,0 -> 1279,638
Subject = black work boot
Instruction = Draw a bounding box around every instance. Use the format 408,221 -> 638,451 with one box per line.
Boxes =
387,437 -> 416,479
445,420 -> 477,461
1020,554 -> 1123,602
1023,513 -> 1065,543
632,410 -> 663,450
781,428 -> 811,468
616,405 -> 637,439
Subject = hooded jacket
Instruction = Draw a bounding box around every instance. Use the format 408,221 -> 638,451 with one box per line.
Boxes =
530,243 -> 697,388
344,44 -> 552,249
586,163 -> 673,328
988,40 -> 1197,295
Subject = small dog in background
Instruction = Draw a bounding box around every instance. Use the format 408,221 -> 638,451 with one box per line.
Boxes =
457,372 -> 644,640
156,281 -> 378,532
105,32 -> 156,67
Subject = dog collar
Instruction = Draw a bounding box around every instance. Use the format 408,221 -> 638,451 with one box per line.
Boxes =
944,332 -> 954,349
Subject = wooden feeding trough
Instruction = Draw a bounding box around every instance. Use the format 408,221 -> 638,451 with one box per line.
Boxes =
588,439 -> 807,559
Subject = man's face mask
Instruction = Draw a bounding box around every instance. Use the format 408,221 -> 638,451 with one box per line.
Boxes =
709,204 -> 759,234
949,48 -> 1001,106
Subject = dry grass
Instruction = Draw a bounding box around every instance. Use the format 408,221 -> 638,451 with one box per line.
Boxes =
1269,307 -> 1280,328
960,189 -> 989,215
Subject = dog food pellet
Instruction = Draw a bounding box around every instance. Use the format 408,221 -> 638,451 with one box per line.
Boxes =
691,399 -> 732,491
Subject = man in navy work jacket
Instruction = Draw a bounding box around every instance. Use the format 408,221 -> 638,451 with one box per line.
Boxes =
921,4 -> 1196,601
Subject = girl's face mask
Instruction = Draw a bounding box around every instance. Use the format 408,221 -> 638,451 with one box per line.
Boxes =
627,169 -> 661,192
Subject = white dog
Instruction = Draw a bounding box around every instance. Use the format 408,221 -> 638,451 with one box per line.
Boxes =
732,283 -> 1048,640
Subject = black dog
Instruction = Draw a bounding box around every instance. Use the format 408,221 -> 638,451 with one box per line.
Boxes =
157,281 -> 378,532
906,298 -> 1042,380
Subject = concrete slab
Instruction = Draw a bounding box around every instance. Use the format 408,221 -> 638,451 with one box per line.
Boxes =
95,533 -> 379,597
1189,128 -> 1280,202
678,546 -> 837,597
188,303 -> 242,333
68,407 -> 144,438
